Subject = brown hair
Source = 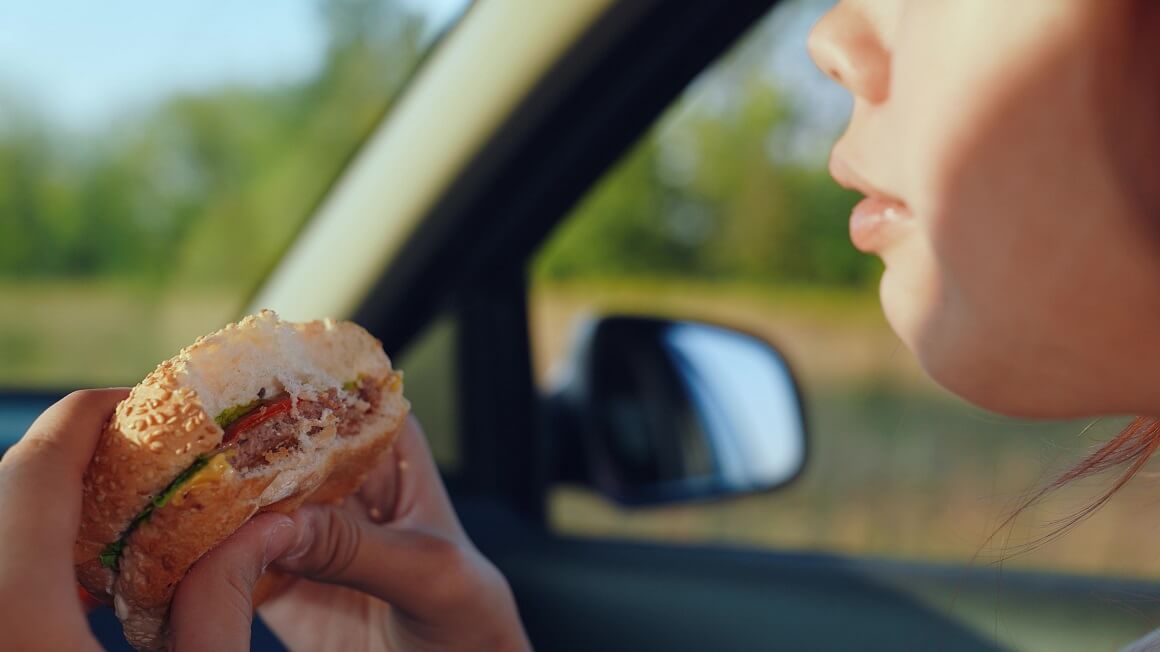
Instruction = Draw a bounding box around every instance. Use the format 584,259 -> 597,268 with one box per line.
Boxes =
999,416 -> 1160,553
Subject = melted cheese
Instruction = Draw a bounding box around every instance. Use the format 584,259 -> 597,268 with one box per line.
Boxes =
169,453 -> 232,506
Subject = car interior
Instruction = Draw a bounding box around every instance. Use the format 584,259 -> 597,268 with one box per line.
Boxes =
4,1 -> 1160,650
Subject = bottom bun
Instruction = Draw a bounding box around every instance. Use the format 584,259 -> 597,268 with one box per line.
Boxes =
111,412 -> 405,651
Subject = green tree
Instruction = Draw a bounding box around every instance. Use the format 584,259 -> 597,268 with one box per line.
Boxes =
0,0 -> 431,291
536,33 -> 869,288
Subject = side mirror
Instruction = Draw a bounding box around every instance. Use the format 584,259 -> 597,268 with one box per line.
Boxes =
547,316 -> 807,506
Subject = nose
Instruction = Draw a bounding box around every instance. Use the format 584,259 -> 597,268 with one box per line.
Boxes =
808,1 -> 890,104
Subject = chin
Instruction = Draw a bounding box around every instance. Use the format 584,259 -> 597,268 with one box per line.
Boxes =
917,347 -> 1035,417
879,271 -> 1088,420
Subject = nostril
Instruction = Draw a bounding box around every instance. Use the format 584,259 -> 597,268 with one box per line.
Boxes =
807,2 -> 890,104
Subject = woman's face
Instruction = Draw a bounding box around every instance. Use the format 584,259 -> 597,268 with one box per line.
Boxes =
809,0 -> 1160,418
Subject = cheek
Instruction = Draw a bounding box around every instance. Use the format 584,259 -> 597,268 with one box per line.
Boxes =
872,11 -> 1105,409
865,1 -> 1160,416
888,145 -> 1160,417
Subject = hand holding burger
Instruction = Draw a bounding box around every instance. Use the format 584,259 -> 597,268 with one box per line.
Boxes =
0,388 -> 127,652
171,415 -> 529,652
0,312 -> 528,651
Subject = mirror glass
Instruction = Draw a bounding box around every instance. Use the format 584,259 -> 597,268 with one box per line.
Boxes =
561,317 -> 807,505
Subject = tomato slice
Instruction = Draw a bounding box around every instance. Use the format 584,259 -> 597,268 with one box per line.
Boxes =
77,583 -> 106,611
222,395 -> 294,444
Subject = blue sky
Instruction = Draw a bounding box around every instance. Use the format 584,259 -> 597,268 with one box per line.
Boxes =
0,0 -> 844,160
0,0 -> 468,131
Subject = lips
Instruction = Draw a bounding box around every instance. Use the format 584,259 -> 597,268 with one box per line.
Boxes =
849,196 -> 909,253
828,154 -> 911,254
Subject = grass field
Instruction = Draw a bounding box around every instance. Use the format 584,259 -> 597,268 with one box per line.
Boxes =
0,280 -> 239,387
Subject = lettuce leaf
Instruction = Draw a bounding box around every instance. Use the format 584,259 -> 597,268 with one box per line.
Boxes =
98,455 -> 212,570
214,400 -> 260,429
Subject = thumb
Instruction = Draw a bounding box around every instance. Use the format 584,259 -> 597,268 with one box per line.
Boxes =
169,513 -> 298,652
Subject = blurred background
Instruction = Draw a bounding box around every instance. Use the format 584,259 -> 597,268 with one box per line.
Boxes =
2,0 -> 1159,648
0,0 -> 465,382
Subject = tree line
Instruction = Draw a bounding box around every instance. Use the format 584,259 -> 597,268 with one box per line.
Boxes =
1,0 -> 875,291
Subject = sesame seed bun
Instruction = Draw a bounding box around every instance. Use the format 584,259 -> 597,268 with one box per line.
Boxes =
73,310 -> 409,650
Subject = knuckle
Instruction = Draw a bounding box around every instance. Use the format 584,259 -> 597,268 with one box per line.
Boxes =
417,538 -> 484,609
2,431 -> 61,469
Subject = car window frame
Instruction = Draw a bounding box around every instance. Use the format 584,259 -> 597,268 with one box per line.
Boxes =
357,0 -> 782,521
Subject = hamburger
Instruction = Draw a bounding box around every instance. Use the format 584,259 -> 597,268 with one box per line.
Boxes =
73,310 -> 410,650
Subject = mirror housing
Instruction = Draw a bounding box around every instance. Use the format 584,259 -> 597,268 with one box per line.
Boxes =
547,316 -> 807,506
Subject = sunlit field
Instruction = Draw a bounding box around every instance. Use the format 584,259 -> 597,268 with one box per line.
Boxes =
0,281 -> 237,387
531,280 -> 1159,578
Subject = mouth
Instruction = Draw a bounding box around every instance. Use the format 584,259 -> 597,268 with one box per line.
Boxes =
828,155 -> 911,254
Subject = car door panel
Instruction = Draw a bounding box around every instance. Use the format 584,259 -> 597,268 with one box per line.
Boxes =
460,499 -> 1005,651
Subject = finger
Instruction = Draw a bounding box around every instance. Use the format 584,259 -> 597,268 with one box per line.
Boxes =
358,416 -> 464,535
3,388 -> 129,472
356,444 -> 396,523
0,389 -> 128,570
271,503 -> 487,620
169,513 -> 297,652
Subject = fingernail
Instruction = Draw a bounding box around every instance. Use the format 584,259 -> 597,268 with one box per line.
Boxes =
263,521 -> 298,567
